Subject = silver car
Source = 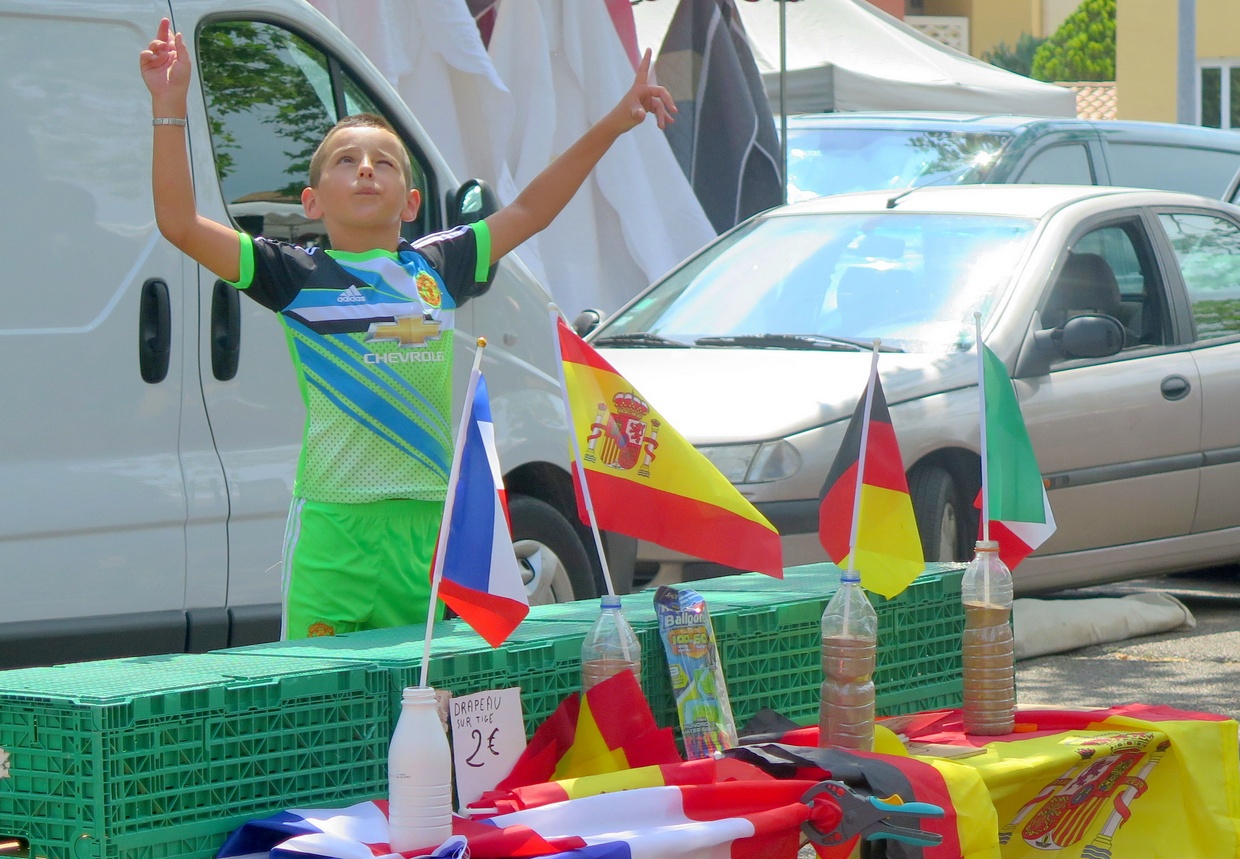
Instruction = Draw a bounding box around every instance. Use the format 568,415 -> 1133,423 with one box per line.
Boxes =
586,185 -> 1240,593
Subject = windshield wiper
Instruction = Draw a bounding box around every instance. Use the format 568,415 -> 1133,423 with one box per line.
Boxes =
695,333 -> 903,352
592,332 -> 691,348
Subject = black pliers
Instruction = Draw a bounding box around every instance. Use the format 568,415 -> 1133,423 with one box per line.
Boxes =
801,780 -> 945,848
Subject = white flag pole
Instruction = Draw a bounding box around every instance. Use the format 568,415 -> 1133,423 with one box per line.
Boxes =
419,338 -> 487,689
841,341 -> 882,634
974,312 -> 992,605
974,313 -> 990,543
845,341 -> 883,581
548,304 -> 617,597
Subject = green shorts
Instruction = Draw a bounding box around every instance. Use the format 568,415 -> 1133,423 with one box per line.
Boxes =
282,497 -> 445,639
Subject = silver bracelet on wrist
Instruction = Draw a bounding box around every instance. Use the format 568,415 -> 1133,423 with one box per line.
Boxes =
152,117 -> 187,127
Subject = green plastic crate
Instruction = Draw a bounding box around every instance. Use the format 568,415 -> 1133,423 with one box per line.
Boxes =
0,653 -> 388,859
638,567 -> 966,730
226,619 -> 597,738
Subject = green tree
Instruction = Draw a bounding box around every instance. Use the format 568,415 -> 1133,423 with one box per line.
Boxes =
982,33 -> 1047,79
1031,0 -> 1116,82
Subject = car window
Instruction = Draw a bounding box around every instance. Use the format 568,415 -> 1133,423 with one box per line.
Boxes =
1043,222 -> 1167,350
197,21 -> 429,247
784,128 -> 1010,201
1107,142 -> 1240,197
600,212 -> 1036,352
1015,144 -> 1095,185
1158,212 -> 1240,340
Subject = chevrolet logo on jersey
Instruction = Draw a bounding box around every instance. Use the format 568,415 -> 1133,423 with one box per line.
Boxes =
366,313 -> 442,347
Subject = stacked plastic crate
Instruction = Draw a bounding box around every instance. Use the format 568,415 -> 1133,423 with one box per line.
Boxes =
0,653 -> 388,859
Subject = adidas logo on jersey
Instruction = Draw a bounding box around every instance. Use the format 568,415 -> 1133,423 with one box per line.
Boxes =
337,285 -> 366,303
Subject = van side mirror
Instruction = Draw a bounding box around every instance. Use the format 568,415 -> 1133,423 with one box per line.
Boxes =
1033,313 -> 1125,359
450,179 -> 500,226
449,179 -> 500,288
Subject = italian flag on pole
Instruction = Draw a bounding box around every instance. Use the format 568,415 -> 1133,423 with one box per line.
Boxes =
979,344 -> 1056,569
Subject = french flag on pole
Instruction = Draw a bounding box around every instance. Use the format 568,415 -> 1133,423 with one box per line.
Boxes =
437,374 -> 529,647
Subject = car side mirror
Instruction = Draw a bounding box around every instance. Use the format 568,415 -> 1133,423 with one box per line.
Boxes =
449,179 -> 500,288
1033,313 -> 1125,359
573,309 -> 602,337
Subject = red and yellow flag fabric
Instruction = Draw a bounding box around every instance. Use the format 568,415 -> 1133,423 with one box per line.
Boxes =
556,318 -> 783,578
490,669 -> 681,794
817,375 -> 923,599
736,704 -> 1240,859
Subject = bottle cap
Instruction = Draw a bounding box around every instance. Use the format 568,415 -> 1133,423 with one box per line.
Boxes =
600,593 -> 622,609
974,539 -> 1000,553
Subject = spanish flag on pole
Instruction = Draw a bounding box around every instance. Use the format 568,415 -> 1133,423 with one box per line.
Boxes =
817,370 -> 923,599
555,317 -> 783,578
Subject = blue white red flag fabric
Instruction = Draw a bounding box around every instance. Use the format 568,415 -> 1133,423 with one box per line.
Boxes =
438,375 -> 529,647
214,780 -> 851,859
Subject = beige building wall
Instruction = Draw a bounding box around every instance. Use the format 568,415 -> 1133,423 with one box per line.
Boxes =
922,0 -> 1040,57
1041,0 -> 1079,35
1116,0 -> 1176,121
1117,0 -> 1240,122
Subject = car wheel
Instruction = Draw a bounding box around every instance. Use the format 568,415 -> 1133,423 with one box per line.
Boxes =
508,495 -> 598,605
909,465 -> 964,562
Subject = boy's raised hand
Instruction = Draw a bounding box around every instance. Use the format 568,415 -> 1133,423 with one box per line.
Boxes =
619,48 -> 677,131
139,18 -> 191,102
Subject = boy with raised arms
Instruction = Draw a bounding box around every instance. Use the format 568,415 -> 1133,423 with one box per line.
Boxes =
139,18 -> 675,638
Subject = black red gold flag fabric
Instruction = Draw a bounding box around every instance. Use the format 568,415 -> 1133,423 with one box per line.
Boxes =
817,376 -> 923,598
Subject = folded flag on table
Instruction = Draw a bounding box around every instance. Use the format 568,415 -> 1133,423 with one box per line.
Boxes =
729,703 -> 1240,859
977,344 -> 1056,570
217,779 -> 852,859
555,317 -> 783,578
438,373 -> 529,647
492,669 -> 680,791
817,374 -> 923,599
470,758 -> 721,815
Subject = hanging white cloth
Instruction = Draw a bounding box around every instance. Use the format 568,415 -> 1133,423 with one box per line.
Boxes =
488,0 -> 717,318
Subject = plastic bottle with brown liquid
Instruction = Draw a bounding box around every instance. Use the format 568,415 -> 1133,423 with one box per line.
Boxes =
818,573 -> 877,751
581,594 -> 642,691
961,540 -> 1015,735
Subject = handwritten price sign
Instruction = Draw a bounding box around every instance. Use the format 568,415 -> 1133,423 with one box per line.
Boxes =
449,687 -> 525,809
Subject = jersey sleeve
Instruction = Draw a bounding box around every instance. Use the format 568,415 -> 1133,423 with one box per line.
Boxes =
411,221 -> 493,305
226,233 -> 315,312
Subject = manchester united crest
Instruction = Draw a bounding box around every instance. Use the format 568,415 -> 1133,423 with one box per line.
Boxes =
416,271 -> 442,307
584,392 -> 660,476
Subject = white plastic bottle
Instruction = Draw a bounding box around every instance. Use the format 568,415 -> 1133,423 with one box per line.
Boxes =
818,573 -> 877,751
581,594 -> 642,691
387,686 -> 452,852
961,540 -> 1016,735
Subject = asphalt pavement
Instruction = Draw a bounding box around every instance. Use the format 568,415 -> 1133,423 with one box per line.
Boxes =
1016,565 -> 1240,720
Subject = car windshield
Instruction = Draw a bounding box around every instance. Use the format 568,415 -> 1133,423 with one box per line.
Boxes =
596,211 -> 1037,353
786,128 -> 1012,201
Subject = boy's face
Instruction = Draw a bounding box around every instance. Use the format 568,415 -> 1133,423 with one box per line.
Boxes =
301,126 -> 421,242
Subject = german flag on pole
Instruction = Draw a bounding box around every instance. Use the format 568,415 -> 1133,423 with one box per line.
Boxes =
555,317 -> 783,578
817,375 -> 923,598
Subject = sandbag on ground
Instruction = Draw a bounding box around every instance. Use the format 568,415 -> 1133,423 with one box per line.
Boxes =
1014,592 -> 1196,660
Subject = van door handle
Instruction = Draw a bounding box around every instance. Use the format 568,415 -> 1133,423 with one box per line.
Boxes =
211,279 -> 241,381
139,278 -> 171,383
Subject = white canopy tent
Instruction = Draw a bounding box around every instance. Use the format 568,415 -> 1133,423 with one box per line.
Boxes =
632,0 -> 1078,117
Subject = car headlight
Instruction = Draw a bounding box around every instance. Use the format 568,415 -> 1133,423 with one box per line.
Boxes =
697,440 -> 801,484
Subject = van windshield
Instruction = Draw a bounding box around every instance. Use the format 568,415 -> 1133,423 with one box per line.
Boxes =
786,127 -> 1012,201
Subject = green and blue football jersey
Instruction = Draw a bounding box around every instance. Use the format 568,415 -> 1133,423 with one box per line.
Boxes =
231,224 -> 491,503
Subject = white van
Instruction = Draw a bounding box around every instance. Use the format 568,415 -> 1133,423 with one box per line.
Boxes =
0,0 -> 630,669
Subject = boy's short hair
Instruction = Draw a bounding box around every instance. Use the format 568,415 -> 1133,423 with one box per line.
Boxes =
309,113 -> 413,190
